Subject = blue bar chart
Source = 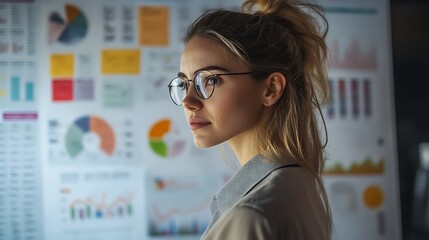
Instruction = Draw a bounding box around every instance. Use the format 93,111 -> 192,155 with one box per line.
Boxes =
9,75 -> 35,102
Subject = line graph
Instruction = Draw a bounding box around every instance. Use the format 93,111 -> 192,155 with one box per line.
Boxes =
63,191 -> 134,221
146,174 -> 224,237
151,197 -> 211,222
56,171 -> 140,239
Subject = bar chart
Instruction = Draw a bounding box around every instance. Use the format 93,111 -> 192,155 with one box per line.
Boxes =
10,75 -> 35,102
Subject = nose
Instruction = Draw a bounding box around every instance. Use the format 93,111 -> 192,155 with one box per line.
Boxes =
182,82 -> 203,111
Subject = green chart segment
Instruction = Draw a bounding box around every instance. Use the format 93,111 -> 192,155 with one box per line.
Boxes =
65,115 -> 115,158
65,124 -> 85,158
149,140 -> 168,157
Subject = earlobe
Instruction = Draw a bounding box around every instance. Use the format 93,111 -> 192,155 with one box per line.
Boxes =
263,72 -> 286,107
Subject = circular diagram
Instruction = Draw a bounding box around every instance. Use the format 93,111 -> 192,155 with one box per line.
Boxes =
65,115 -> 115,158
148,119 -> 185,158
48,4 -> 88,44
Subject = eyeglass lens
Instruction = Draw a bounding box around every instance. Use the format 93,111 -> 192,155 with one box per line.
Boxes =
168,70 -> 216,105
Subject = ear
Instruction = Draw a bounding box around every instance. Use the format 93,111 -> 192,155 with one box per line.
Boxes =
262,72 -> 286,107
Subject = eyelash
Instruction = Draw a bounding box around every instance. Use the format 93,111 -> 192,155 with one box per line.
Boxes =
207,75 -> 223,85
207,76 -> 218,85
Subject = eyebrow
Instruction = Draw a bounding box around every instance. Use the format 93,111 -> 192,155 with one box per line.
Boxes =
178,65 -> 231,78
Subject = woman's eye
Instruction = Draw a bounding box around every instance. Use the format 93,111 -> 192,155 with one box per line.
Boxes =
206,76 -> 219,85
177,81 -> 187,90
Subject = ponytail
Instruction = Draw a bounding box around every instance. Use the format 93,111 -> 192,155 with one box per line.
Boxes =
242,0 -> 330,104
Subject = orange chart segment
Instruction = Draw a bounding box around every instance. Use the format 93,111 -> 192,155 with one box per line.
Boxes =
66,4 -> 80,22
91,116 -> 115,155
149,119 -> 170,139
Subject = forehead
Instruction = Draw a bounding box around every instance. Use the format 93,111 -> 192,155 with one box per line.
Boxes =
180,36 -> 244,76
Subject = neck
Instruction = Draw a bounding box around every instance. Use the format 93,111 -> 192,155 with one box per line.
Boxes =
227,129 -> 259,166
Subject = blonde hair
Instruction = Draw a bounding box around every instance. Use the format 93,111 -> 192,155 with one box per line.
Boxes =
184,0 -> 332,237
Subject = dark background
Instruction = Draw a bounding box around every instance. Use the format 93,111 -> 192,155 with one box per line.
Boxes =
391,0 -> 429,239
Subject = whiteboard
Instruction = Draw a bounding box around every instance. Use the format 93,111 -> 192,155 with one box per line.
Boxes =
0,0 -> 401,239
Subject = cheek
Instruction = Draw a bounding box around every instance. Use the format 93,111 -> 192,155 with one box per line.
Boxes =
212,86 -> 263,129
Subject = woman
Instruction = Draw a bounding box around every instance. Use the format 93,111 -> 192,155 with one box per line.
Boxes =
168,0 -> 332,239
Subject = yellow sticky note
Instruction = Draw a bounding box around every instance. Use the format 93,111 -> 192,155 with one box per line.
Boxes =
51,54 -> 74,77
139,6 -> 169,46
102,49 -> 140,75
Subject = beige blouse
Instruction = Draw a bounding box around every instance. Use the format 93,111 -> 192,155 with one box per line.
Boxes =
201,155 -> 329,240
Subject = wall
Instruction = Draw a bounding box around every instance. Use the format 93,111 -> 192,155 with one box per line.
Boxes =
0,0 -> 401,239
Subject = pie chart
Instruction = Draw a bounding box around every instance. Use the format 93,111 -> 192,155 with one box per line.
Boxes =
148,119 -> 185,158
65,115 -> 115,158
48,4 -> 88,44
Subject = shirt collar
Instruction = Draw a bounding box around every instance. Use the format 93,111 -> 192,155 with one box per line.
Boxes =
215,154 -> 296,215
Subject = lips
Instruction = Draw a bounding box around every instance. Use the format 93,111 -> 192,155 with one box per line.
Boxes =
188,117 -> 211,130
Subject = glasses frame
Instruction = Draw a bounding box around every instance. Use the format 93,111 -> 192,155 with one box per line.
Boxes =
168,70 -> 254,106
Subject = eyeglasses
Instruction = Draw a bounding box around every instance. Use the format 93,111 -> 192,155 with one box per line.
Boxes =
167,70 -> 254,106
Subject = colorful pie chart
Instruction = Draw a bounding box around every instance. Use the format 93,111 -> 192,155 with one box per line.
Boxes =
148,119 -> 185,158
48,4 -> 88,44
65,115 -> 115,158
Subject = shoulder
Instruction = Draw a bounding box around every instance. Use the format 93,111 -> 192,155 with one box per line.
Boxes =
236,166 -> 329,238
202,205 -> 275,240
241,166 -> 319,209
